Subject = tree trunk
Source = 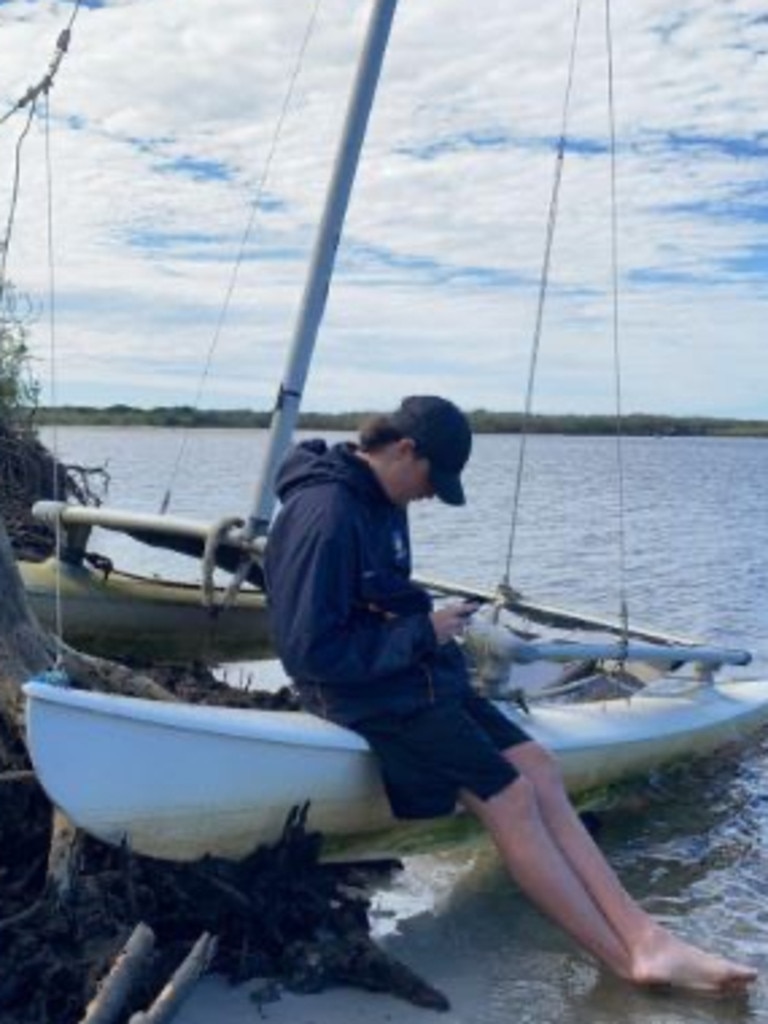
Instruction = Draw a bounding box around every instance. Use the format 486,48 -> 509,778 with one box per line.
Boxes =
0,514 -> 53,758
0,512 -> 174,755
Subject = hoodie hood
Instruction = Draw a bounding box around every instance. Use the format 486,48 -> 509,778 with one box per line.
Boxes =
275,440 -> 387,506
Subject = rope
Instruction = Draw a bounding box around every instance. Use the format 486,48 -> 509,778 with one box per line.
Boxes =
603,0 -> 630,648
200,515 -> 244,609
159,0 -> 324,516
499,0 -> 584,592
220,548 -> 258,613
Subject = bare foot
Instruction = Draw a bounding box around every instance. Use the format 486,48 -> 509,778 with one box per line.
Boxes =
630,925 -> 757,995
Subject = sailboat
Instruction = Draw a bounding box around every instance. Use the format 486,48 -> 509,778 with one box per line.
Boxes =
23,0 -> 768,861
19,507 -> 272,661
17,1 -> 395,662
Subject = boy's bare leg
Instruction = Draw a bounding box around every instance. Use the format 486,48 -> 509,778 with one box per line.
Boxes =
501,742 -> 756,993
462,778 -> 633,979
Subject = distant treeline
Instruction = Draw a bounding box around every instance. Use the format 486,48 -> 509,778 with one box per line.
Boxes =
29,405 -> 768,437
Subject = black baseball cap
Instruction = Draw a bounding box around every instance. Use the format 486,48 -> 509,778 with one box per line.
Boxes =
390,395 -> 472,505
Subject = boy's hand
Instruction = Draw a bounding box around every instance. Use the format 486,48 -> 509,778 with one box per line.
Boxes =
430,601 -> 480,644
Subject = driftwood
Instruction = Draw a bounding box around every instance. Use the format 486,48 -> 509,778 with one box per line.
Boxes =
0,592 -> 448,1022
0,780 -> 437,1023
0,768 -> 35,783
280,928 -> 450,1010
46,808 -> 83,907
80,924 -> 156,1024
127,932 -> 218,1024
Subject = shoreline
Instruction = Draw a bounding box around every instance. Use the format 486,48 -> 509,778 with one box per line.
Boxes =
33,407 -> 768,438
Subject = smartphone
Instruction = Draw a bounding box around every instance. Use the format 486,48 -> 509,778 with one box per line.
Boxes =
459,600 -> 481,617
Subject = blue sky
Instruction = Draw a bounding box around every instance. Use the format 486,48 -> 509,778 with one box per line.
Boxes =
1,0 -> 767,417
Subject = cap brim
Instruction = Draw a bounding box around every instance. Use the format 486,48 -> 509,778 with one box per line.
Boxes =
430,467 -> 465,506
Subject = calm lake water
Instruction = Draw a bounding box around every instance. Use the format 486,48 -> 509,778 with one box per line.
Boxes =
41,426 -> 768,1023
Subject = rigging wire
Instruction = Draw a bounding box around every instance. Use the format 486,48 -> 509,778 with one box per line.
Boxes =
42,91 -> 66,663
1,0 -> 81,304
0,104 -> 36,309
159,0 -> 325,516
498,0 -> 631,642
499,0 -> 583,595
603,0 -> 630,644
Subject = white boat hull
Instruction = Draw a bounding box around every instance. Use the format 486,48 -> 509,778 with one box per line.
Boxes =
19,558 -> 271,661
24,677 -> 768,861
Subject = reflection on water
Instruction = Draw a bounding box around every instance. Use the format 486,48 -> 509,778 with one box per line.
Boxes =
40,427 -> 768,1022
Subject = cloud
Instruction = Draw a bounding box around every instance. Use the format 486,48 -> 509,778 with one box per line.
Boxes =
1,0 -> 767,416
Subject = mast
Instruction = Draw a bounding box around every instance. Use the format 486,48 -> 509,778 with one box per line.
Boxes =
246,0 -> 398,538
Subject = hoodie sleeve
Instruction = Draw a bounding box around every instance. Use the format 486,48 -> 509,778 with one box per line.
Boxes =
264,489 -> 437,686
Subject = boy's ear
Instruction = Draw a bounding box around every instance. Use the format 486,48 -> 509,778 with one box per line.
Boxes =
398,437 -> 418,458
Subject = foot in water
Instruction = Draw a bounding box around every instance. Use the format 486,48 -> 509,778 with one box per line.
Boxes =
630,926 -> 757,994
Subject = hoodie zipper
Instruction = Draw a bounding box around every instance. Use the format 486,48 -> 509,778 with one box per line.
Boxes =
421,663 -> 435,703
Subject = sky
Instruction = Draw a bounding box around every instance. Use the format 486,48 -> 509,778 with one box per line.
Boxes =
1,0 -> 767,418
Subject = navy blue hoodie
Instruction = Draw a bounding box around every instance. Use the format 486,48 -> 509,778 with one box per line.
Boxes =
264,440 -> 472,724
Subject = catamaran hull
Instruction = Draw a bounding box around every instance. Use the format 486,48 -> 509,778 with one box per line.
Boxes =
19,558 -> 271,661
24,678 -> 768,862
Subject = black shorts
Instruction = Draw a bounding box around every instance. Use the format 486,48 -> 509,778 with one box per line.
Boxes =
354,692 -> 531,819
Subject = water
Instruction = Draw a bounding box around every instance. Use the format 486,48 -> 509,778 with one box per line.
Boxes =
43,426 -> 768,668
40,426 -> 768,1021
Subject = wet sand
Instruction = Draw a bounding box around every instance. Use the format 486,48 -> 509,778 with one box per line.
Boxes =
177,976 -> 484,1024
176,787 -> 768,1024
176,848 -> 490,1024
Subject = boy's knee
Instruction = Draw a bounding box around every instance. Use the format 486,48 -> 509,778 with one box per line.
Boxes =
507,741 -> 563,789
486,772 -> 538,819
